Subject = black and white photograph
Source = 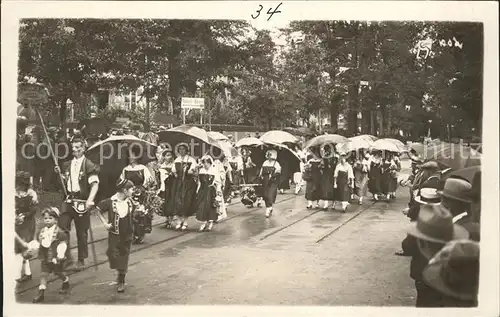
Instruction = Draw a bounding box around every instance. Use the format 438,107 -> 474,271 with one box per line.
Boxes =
2,1 -> 499,316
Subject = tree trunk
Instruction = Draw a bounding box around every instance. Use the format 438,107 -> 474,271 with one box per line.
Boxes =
347,84 -> 358,136
379,108 -> 384,137
362,110 -> 371,134
329,102 -> 338,132
386,107 -> 392,136
370,110 -> 376,135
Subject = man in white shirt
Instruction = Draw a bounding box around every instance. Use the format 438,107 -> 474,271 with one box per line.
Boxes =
55,138 -> 99,271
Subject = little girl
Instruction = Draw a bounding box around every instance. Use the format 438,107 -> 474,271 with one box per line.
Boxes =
94,179 -> 136,293
15,171 -> 38,283
260,149 -> 282,217
33,207 -> 70,303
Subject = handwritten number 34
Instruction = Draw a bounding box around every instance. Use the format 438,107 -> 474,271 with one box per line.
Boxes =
252,3 -> 283,21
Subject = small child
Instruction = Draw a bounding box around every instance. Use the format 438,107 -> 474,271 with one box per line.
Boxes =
33,207 -> 70,303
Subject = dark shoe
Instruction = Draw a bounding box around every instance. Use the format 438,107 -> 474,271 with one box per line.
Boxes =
59,281 -> 70,294
17,274 -> 32,283
395,250 -> 408,256
117,282 -> 125,293
33,289 -> 45,303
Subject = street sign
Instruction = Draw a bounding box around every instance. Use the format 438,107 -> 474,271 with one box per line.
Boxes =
181,97 -> 205,109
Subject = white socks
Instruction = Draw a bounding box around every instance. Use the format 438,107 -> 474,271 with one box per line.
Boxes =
39,284 -> 47,290
24,260 -> 32,276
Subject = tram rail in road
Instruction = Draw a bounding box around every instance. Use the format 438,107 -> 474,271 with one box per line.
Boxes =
16,194 -> 297,295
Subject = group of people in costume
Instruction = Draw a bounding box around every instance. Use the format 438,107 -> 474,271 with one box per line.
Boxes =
14,120 -> 481,307
395,153 -> 481,307
301,147 -> 401,212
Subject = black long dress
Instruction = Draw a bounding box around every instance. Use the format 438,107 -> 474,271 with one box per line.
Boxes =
195,171 -> 218,222
319,158 -> 336,201
261,160 -> 281,208
305,160 -> 322,201
380,160 -> 392,195
160,164 -> 176,219
172,156 -> 198,218
15,191 -> 37,254
368,161 -> 383,195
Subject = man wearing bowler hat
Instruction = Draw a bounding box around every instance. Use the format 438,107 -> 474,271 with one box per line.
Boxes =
405,203 -> 469,307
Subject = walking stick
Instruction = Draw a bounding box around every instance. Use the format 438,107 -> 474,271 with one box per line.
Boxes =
34,108 -> 67,197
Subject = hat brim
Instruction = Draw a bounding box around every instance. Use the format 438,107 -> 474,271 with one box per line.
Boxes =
407,223 -> 470,244
438,191 -> 474,204
413,196 -> 441,205
422,262 -> 477,301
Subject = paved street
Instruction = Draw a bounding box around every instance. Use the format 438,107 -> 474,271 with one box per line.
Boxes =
16,163 -> 416,306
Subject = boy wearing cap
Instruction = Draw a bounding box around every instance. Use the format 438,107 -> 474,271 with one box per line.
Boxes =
33,207 -> 70,303
405,204 -> 469,307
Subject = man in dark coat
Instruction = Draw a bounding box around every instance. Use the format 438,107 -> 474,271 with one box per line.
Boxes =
55,137 -> 100,271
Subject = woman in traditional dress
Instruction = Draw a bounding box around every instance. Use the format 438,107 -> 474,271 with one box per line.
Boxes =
334,153 -> 355,212
95,179 -> 136,293
241,147 -> 257,184
230,151 -> 244,197
304,153 -> 322,209
380,153 -> 393,199
222,156 -> 233,203
319,145 -> 337,210
158,150 -> 176,228
259,149 -> 282,217
353,151 -> 371,205
278,156 -> 291,194
15,171 -> 38,283
171,144 -> 198,231
120,146 -> 154,243
368,151 -> 383,201
195,156 -> 222,231
389,153 -> 401,199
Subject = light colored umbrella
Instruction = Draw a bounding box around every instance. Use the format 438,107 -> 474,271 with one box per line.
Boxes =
337,135 -> 375,152
381,138 -> 407,152
260,130 -> 298,144
218,139 -> 238,157
304,134 -> 349,149
235,137 -> 264,147
208,131 -> 229,141
372,139 -> 401,153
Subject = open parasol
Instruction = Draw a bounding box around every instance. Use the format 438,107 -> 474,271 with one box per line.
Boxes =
337,135 -> 376,152
304,134 -> 349,150
372,139 -> 401,153
260,130 -> 299,144
208,131 -> 229,141
380,138 -> 407,152
235,137 -> 264,148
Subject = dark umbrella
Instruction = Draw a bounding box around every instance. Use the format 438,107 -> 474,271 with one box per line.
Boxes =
441,165 -> 481,183
86,135 -> 158,200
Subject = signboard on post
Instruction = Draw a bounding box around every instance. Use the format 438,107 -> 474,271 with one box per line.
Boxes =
181,98 -> 205,109
181,97 -> 205,124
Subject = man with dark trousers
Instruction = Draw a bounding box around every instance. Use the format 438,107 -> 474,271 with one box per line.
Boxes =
55,138 -> 99,271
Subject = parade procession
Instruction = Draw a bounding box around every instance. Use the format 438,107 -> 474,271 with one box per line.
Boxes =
8,15 -> 492,309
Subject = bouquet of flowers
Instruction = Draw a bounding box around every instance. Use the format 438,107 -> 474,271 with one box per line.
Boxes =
240,186 -> 257,206
144,188 -> 165,217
